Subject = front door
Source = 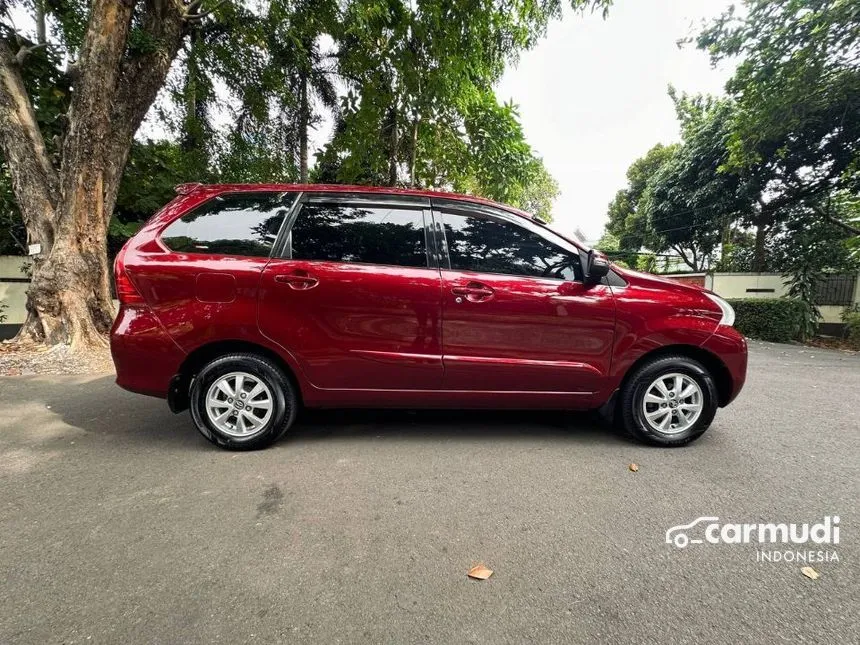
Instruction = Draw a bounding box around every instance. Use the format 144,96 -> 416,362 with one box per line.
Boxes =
259,194 -> 443,390
432,200 -> 616,395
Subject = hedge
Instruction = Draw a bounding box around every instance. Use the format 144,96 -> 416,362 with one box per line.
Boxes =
726,298 -> 807,343
843,311 -> 860,350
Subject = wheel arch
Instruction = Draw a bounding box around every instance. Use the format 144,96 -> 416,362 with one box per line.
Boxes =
618,344 -> 734,409
168,339 -> 304,413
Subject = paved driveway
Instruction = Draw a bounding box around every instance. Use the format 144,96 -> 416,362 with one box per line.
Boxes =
0,341 -> 858,644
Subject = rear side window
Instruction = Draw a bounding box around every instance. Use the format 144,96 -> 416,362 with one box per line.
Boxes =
288,203 -> 427,268
161,192 -> 295,257
440,210 -> 582,281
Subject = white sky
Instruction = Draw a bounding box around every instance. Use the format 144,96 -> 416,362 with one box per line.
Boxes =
496,0 -> 737,241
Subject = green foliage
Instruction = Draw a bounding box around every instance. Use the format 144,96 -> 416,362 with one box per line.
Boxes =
313,0 -> 602,215
594,231 -> 619,253
603,0 -> 860,277
727,298 -> 807,343
842,306 -> 860,349
641,98 -> 758,271
605,143 -> 678,266
697,0 -> 860,179
784,269 -> 822,341
604,99 -> 753,272
111,140 -> 193,254
593,232 -> 633,267
695,0 -> 860,266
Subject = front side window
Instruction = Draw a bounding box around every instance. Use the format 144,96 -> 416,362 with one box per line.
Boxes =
440,210 -> 581,280
161,192 -> 294,257
288,203 -> 427,268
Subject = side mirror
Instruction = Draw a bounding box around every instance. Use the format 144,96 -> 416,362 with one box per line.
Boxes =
582,249 -> 610,285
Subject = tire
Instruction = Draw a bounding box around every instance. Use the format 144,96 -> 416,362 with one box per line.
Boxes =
189,353 -> 297,450
619,354 -> 718,447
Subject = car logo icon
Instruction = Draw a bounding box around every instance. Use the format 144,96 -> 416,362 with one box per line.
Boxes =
665,517 -> 719,548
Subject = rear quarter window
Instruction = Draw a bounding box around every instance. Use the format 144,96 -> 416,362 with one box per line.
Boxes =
161,192 -> 294,257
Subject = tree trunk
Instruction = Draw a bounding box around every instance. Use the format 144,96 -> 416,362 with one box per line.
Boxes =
35,1 -> 47,45
0,0 -> 188,351
753,223 -> 768,272
671,246 -> 698,272
299,72 -> 309,183
719,220 -> 731,266
408,116 -> 418,187
386,104 -> 398,186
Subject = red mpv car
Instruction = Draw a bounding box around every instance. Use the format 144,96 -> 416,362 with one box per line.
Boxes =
111,184 -> 746,450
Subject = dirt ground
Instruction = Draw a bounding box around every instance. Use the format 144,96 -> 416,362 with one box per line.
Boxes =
0,341 -> 114,376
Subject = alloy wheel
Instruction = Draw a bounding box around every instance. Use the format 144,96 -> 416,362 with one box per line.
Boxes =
205,371 -> 274,438
641,372 -> 704,435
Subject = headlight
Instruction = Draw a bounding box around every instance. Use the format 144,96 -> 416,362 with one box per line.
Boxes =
705,293 -> 735,327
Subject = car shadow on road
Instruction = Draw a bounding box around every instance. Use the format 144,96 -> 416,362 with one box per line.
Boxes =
43,375 -> 631,450
287,407 -> 629,446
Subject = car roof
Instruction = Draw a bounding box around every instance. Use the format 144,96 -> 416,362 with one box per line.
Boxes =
177,182 -> 532,217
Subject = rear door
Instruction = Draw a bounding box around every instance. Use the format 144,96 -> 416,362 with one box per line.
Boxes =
259,193 -> 444,390
431,199 -> 616,396
132,190 -> 295,352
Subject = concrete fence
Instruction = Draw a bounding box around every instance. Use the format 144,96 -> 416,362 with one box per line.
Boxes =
0,256 -> 30,340
703,272 -> 860,331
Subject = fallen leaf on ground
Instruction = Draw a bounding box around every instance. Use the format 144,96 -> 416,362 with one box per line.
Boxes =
629,463 -> 639,472
467,564 -> 493,580
801,566 -> 819,580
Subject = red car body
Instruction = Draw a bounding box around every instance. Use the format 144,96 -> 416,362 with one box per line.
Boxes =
111,184 -> 746,427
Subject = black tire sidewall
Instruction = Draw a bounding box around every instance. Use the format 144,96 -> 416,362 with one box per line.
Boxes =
622,356 -> 718,446
190,354 -> 296,450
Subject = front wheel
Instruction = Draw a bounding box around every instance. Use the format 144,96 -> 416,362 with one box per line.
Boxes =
189,353 -> 297,450
619,355 -> 718,447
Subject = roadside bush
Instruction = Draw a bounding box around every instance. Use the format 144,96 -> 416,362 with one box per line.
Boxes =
842,308 -> 860,350
726,298 -> 806,343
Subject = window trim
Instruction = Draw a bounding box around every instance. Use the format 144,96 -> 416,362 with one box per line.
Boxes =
159,190 -> 298,259
276,193 -> 435,271
271,191 -> 306,259
430,199 -> 583,283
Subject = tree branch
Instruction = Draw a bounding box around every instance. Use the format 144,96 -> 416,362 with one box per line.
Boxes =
671,244 -> 697,272
14,42 -> 46,65
812,205 -> 860,237
183,0 -> 226,23
0,39 -> 59,248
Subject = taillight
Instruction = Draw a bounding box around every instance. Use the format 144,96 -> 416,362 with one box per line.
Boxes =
114,244 -> 145,305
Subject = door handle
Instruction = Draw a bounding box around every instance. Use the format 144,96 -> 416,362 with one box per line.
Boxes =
274,272 -> 319,290
451,282 -> 494,302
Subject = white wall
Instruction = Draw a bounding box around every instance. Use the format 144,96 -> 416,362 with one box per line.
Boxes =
0,256 -> 30,324
710,272 -> 859,325
711,273 -> 786,299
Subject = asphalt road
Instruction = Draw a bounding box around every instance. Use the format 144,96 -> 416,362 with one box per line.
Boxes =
1,341 -> 858,644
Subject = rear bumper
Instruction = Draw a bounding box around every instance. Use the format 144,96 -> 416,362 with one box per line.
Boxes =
110,305 -> 185,398
701,325 -> 748,405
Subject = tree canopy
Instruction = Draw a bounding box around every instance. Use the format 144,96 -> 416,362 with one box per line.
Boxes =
604,0 -> 859,279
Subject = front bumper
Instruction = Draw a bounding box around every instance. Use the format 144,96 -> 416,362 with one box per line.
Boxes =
701,325 -> 748,406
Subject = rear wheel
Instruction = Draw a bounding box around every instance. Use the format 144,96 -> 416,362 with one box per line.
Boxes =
619,355 -> 718,446
190,353 -> 297,450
